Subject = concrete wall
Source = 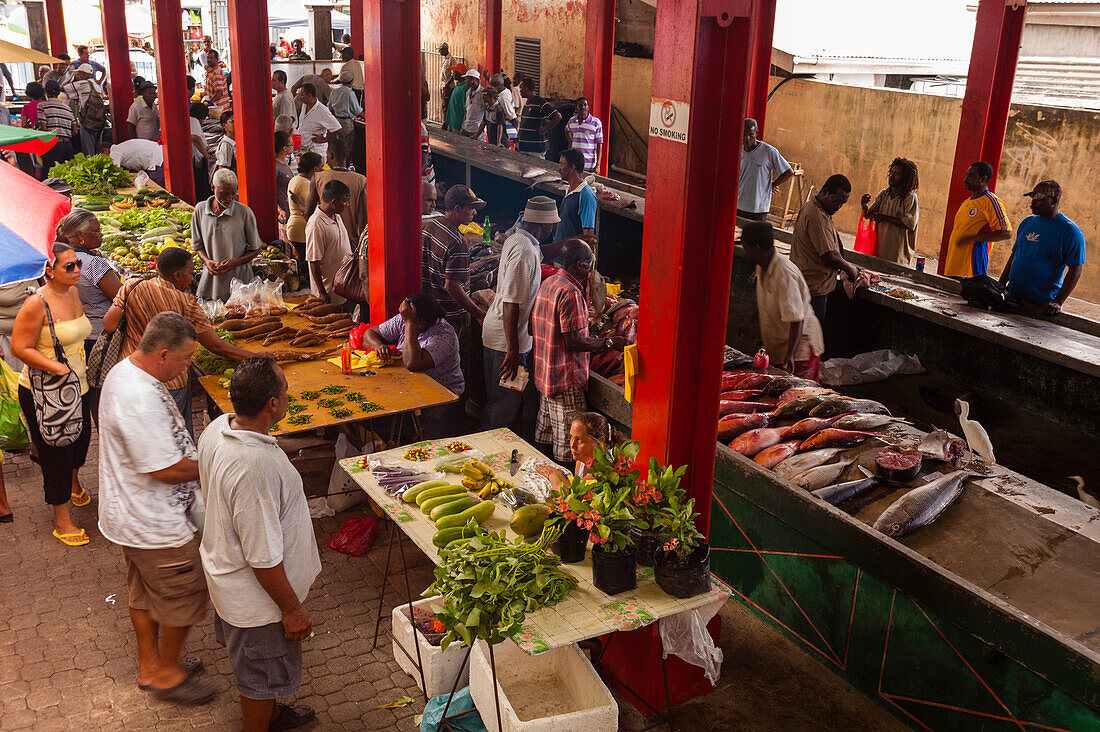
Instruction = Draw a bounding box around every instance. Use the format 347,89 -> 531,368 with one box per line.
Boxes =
500,0 -> 586,97
420,2 -> 478,62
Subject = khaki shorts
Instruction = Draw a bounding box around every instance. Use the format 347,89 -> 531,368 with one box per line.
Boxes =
122,537 -> 208,627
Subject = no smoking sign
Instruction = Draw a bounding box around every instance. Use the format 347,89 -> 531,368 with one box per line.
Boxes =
649,97 -> 690,144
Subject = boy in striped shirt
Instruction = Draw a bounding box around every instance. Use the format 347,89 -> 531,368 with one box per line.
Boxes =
564,98 -> 604,173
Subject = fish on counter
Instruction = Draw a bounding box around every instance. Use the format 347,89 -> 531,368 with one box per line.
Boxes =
720,389 -> 764,402
872,471 -> 974,539
720,370 -> 756,390
731,372 -> 780,390
776,386 -> 835,406
790,457 -> 857,491
761,376 -> 819,397
809,398 -> 891,418
799,429 -> 882,451
874,446 -> 923,481
775,394 -> 833,420
781,415 -> 843,442
917,428 -> 967,463
812,467 -> 879,506
716,412 -> 772,442
753,441 -> 803,469
832,413 -> 906,430
730,427 -> 789,457
718,400 -> 776,417
773,448 -> 845,480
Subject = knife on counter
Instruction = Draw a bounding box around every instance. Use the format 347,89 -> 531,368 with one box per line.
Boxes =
509,449 -> 520,476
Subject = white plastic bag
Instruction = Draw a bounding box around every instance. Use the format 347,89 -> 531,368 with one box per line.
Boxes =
659,598 -> 725,685
327,434 -> 366,512
820,349 -> 924,387
307,496 -> 336,518
134,171 -> 150,189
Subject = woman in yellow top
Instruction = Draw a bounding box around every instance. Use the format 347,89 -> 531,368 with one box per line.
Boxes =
12,243 -> 94,546
286,151 -> 324,284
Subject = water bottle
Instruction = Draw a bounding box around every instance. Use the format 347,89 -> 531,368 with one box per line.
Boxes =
482,215 -> 491,246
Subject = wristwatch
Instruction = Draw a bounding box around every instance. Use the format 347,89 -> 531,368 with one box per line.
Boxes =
605,338 -> 614,351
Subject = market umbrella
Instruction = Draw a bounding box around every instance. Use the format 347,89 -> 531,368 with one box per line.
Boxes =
0,161 -> 71,285
0,126 -> 58,156
0,38 -> 63,65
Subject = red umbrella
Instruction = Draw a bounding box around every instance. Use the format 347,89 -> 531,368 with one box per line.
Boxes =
0,126 -> 58,156
0,161 -> 71,284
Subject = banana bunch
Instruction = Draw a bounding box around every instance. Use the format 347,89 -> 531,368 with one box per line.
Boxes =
459,458 -> 495,493
477,478 -> 513,500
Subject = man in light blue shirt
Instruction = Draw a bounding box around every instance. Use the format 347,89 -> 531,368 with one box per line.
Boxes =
738,118 -> 793,221
999,180 -> 1086,315
328,70 -> 363,148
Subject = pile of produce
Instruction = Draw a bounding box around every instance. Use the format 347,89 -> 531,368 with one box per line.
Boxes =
95,207 -> 197,276
194,329 -> 237,376
425,524 -> 576,648
403,480 -> 497,540
50,154 -> 133,196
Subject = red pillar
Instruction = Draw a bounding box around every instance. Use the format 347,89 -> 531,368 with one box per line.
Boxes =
583,0 -> 615,176
632,0 -> 755,539
481,0 -> 502,75
363,0 -> 421,320
43,0 -> 67,59
937,0 -> 1026,273
351,0 -> 364,60
227,0 -> 277,241
746,0 -> 777,133
151,0 -> 196,204
101,0 -> 133,144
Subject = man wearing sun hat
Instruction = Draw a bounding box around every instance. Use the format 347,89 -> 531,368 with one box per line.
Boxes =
481,197 -> 559,433
443,63 -> 468,132
460,69 -> 489,139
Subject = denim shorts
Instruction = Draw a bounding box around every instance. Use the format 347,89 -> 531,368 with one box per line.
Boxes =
214,614 -> 303,700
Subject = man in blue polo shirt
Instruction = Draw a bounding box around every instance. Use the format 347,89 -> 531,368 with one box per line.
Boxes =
555,148 -> 597,243
999,180 -> 1086,316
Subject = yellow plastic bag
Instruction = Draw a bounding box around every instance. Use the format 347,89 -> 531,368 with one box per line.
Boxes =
0,358 -> 29,451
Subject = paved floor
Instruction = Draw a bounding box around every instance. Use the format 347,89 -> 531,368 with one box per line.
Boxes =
0,407 -> 904,731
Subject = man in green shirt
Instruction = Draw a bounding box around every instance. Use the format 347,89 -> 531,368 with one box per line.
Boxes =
443,64 -> 468,132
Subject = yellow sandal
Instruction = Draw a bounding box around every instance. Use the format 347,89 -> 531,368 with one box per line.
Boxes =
71,488 -> 91,507
52,529 -> 90,547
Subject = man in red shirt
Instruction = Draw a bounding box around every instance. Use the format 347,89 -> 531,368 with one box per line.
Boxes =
531,239 -> 628,462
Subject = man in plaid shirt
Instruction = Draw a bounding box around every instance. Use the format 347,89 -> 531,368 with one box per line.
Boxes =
531,240 -> 628,462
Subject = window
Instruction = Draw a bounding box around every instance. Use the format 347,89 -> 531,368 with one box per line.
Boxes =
514,36 -> 541,95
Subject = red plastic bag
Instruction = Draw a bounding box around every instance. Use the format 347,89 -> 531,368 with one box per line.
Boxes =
326,516 -> 379,556
854,216 -> 878,255
349,323 -> 369,351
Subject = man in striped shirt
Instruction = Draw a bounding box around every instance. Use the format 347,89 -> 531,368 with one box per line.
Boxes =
203,50 -> 229,106
516,77 -> 561,158
564,98 -> 603,173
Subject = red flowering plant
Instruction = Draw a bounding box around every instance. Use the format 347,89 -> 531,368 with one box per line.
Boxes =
651,493 -> 705,565
629,458 -> 688,528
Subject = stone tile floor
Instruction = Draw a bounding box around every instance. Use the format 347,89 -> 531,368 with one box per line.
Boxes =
0,406 -> 904,731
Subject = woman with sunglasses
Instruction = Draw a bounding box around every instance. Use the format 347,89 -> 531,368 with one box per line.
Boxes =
11,243 -> 94,546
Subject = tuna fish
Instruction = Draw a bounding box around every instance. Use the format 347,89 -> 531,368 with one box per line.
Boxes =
773,448 -> 844,480
799,429 -> 882,452
872,471 -> 974,539
790,457 -> 857,491
719,389 -> 765,402
917,428 -> 967,463
729,427 -> 789,457
775,394 -> 832,420
781,415 -> 842,442
832,413 -> 905,430
812,467 -> 879,506
761,376 -> 819,397
718,400 -> 775,417
753,441 -> 803,469
777,386 -> 835,406
809,398 -> 891,418
716,413 -> 771,442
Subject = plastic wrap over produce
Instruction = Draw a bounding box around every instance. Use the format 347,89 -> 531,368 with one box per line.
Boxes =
659,596 -> 725,685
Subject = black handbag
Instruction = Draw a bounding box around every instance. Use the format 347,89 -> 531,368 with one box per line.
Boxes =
86,279 -> 141,388
28,293 -> 83,447
960,275 -> 1021,312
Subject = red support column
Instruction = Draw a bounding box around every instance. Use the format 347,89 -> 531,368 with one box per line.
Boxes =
482,0 -> 502,75
151,0 -> 196,204
101,0 -> 133,144
362,0 -> 421,320
43,0 -> 67,59
746,0 -> 777,133
583,0 -> 615,176
633,0 -> 754,536
351,0 -> 364,60
227,0 -> 277,241
937,0 -> 1026,273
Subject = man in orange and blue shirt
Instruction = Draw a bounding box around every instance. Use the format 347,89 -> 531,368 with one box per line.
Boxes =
942,161 -> 1012,278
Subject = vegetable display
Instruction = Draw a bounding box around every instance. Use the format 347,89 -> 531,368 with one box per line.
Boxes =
50,154 -> 133,196
193,329 -> 237,376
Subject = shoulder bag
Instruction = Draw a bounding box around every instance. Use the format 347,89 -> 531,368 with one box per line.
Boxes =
334,230 -> 370,305
28,293 -> 83,447
87,279 -> 141,388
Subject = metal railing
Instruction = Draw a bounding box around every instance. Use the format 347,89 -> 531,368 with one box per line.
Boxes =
421,47 -> 465,124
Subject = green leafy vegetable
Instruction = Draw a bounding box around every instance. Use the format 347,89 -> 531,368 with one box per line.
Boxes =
287,403 -> 307,415
193,329 -> 237,375
50,154 -> 133,196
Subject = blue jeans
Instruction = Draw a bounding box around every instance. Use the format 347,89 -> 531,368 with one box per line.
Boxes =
810,293 -> 830,324
481,347 -> 538,440
79,127 -> 103,156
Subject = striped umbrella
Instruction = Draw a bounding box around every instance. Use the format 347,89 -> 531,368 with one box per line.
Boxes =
0,161 -> 71,285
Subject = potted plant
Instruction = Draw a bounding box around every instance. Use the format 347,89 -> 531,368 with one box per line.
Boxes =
629,459 -> 688,567
546,476 -> 597,563
651,494 -> 712,598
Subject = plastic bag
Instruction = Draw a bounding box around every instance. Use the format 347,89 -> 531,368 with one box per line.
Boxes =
820,349 -> 924,386
854,215 -> 877,255
308,497 -> 336,518
327,433 -> 366,512
348,323 -> 369,351
326,515 -> 379,556
0,357 -> 29,450
224,277 -> 288,319
660,602 -> 725,686
419,687 -> 487,732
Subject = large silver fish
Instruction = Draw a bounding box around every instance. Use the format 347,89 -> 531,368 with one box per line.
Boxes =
790,457 -> 856,491
832,413 -> 906,430
812,466 -> 878,506
917,428 -> 966,463
773,448 -> 844,480
809,398 -> 891,418
872,471 -> 974,539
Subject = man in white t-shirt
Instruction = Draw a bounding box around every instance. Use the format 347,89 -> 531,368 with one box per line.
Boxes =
737,118 -> 793,221
481,196 -> 558,433
98,312 -> 217,705
199,357 -> 320,731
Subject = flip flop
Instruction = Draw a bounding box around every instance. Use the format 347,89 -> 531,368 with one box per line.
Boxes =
52,529 -> 89,546
151,675 -> 217,705
138,657 -> 204,691
71,488 -> 91,507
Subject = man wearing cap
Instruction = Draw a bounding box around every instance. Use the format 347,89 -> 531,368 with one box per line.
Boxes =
438,43 -> 457,119
481,197 -> 558,433
999,180 -> 1086,316
63,63 -> 107,155
128,82 -> 161,141
477,75 -> 518,147
338,46 -> 364,104
459,70 -> 489,139
443,64 -> 468,132
327,70 -> 363,147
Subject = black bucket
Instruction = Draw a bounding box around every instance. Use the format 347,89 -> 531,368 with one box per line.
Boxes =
654,542 -> 711,598
631,528 -> 668,568
591,544 -> 638,595
552,521 -> 589,564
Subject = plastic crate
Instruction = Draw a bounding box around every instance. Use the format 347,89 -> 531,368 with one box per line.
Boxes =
470,639 -> 617,732
391,596 -> 470,698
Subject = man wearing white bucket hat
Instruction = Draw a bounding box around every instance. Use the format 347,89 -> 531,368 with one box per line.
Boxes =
460,69 -> 489,139
481,197 -> 559,434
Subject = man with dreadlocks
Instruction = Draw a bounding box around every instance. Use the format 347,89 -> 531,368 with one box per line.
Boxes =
860,157 -> 920,266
